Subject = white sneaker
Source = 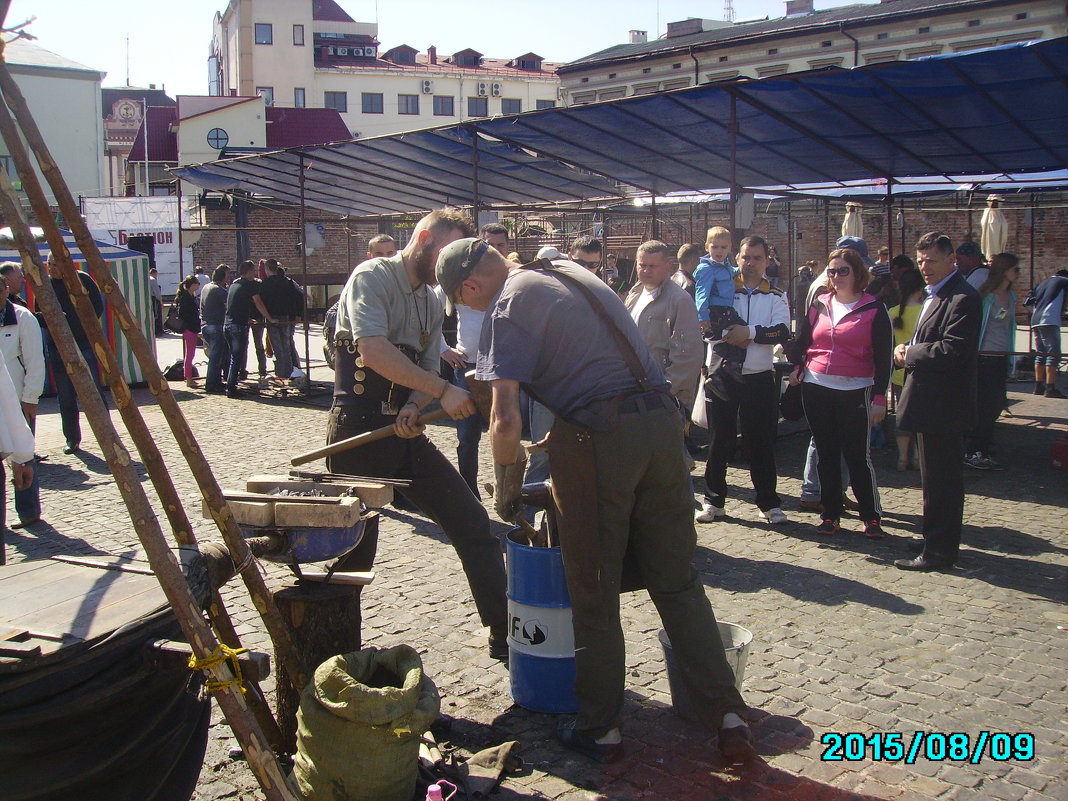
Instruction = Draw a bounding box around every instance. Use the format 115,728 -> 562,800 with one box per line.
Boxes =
696,501 -> 725,523
761,507 -> 788,525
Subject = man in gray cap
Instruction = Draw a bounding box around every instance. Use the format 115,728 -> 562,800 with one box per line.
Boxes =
327,208 -> 508,660
436,238 -> 755,765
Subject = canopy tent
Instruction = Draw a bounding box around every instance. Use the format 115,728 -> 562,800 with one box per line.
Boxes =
0,231 -> 156,386
174,38 -> 1068,218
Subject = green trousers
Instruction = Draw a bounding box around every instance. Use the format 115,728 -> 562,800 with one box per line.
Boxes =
548,398 -> 747,737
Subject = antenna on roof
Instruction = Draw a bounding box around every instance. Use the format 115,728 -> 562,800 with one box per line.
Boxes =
126,34 -> 130,86
724,0 -> 735,22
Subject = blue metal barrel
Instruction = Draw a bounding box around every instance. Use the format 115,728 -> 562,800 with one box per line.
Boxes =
505,529 -> 577,713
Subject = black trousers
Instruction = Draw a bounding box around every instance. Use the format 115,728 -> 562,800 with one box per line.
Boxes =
802,382 -> 881,522
703,371 -> 780,511
325,404 -> 507,630
967,355 -> 1007,456
916,430 -> 965,564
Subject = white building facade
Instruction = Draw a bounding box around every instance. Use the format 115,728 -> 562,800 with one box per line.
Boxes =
210,0 -> 562,140
559,0 -> 1066,104
1,39 -> 105,204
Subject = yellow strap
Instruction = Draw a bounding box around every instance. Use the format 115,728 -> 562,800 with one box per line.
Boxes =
188,644 -> 250,694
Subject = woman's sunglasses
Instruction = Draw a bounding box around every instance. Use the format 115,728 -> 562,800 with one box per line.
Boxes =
827,265 -> 852,277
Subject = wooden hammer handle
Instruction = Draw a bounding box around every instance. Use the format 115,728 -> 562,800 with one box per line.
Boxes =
291,408 -> 450,466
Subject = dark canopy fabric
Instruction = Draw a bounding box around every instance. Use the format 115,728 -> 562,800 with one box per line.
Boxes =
174,38 -> 1068,217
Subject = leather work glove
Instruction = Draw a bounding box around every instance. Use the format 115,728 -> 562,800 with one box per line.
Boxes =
492,455 -> 527,523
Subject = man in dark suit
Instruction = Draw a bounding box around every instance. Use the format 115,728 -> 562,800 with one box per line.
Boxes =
893,232 -> 981,571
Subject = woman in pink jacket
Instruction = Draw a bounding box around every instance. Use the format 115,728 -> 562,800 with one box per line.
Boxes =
791,248 -> 893,538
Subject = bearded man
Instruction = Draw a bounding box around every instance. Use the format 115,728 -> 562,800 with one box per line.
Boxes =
326,207 -> 509,659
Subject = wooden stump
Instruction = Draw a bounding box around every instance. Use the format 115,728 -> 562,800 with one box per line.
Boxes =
272,515 -> 378,753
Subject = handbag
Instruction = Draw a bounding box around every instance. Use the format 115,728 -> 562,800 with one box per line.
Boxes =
779,382 -> 804,421
164,303 -> 185,334
690,376 -> 708,428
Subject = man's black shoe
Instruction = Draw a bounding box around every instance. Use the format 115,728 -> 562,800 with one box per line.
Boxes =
894,556 -> 953,572
63,442 -> 80,455
488,626 -> 509,662
555,720 -> 623,763
225,389 -> 244,399
718,724 -> 757,765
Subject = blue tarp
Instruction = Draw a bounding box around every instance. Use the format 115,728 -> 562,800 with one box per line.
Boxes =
174,38 -> 1068,217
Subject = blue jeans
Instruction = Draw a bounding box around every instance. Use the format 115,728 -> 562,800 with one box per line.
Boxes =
202,324 -> 229,391
450,363 -> 485,497
1032,325 -> 1062,367
14,416 -> 41,523
267,319 -> 296,379
225,324 -> 250,392
48,343 -> 106,448
800,435 -> 850,502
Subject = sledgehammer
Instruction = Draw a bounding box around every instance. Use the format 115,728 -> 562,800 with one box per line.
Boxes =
291,370 -> 492,466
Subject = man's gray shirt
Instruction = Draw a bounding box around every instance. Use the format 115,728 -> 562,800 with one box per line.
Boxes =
475,262 -> 667,421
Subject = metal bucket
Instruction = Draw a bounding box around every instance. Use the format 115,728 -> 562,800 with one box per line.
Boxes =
504,529 -> 577,713
658,623 -> 752,722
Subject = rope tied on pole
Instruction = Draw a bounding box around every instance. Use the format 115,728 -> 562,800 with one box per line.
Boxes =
190,644 -> 251,694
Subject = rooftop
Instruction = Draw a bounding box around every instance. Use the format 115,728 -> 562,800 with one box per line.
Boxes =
559,0 -> 1033,72
2,37 -> 103,76
129,104 -> 352,162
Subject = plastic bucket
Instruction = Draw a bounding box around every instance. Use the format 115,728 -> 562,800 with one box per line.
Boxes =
504,529 -> 577,713
658,623 -> 752,722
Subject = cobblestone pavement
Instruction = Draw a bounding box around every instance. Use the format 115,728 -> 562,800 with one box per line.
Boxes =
5,330 -> 1066,801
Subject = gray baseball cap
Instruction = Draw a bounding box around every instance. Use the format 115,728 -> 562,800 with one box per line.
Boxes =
436,237 -> 489,303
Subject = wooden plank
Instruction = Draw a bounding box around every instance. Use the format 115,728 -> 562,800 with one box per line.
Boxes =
2,565 -> 164,637
225,491 -> 343,505
204,499 -> 274,527
11,584 -> 167,643
246,475 -> 393,508
274,497 -> 362,528
0,560 -> 63,602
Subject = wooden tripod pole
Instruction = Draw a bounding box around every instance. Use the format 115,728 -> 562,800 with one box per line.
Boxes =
0,51 -> 308,692
0,172 -> 298,801
0,88 -> 285,752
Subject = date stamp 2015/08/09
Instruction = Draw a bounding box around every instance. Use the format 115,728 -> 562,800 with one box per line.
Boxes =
820,732 -> 1035,764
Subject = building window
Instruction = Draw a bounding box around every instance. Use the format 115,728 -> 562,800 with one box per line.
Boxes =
456,53 -> 481,67
398,94 -> 419,115
294,88 -> 305,108
967,19 -> 981,27
518,58 -> 540,70
254,23 -> 272,45
1015,12 -> 1027,19
719,55 -> 729,62
876,32 -> 888,40
293,24 -> 304,45
768,48 -> 778,55
536,99 -> 555,110
502,98 -> 521,114
359,92 -> 380,114
207,128 -> 229,149
672,63 -> 682,69
256,87 -> 274,105
433,95 -> 454,116
580,77 -> 589,83
642,67 -> 651,74
468,96 -> 488,117
325,91 -> 349,113
821,40 -> 832,47
918,26 -> 930,34
608,72 -> 617,79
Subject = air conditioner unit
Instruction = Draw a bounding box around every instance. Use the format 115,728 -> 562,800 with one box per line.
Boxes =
491,82 -> 502,97
421,79 -> 433,94
338,47 -> 349,55
477,82 -> 488,97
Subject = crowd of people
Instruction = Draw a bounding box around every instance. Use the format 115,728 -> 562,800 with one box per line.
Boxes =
313,208 -> 1066,765
1,207 -> 1064,762
153,257 -> 308,397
